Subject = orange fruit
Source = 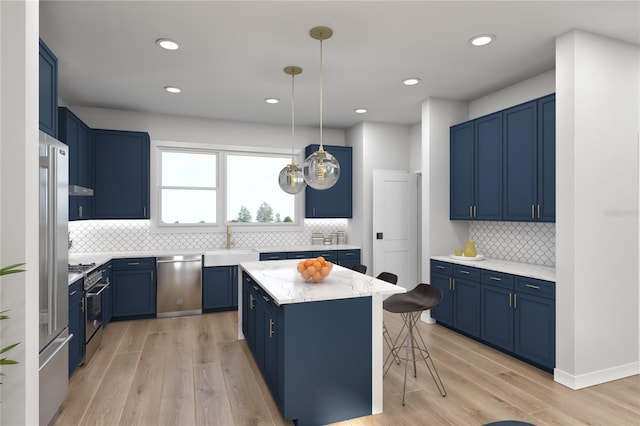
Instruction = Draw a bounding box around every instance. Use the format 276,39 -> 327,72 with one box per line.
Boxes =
316,256 -> 326,264
304,259 -> 314,267
313,261 -> 322,270
297,261 -> 305,272
320,266 -> 330,277
301,268 -> 312,280
325,261 -> 333,269
306,266 -> 316,276
312,272 -> 323,282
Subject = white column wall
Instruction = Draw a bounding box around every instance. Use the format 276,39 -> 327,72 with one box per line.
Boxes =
0,1 -> 39,424
346,123 -> 365,253
555,30 -> 639,388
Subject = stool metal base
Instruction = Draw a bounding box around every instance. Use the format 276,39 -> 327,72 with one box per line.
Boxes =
384,310 -> 447,405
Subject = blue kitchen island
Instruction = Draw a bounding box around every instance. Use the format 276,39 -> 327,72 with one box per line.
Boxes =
238,260 -> 404,426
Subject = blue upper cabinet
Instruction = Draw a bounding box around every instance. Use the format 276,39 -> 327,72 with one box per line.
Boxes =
503,95 -> 555,222
39,39 -> 58,137
537,95 -> 556,221
450,113 -> 502,220
305,145 -> 352,218
92,129 -> 150,219
59,107 -> 93,220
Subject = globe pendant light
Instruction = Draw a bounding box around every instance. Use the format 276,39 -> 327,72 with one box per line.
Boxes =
278,66 -> 306,194
303,26 -> 340,190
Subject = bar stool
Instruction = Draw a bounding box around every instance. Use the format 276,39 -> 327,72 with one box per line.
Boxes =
351,264 -> 367,274
383,283 -> 447,405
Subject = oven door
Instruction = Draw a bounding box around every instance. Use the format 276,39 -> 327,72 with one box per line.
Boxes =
84,283 -> 107,363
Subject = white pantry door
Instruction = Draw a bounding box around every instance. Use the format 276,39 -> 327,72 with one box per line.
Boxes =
372,170 -> 418,290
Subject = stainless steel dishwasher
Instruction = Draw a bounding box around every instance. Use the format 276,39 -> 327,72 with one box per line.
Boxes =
156,255 -> 202,317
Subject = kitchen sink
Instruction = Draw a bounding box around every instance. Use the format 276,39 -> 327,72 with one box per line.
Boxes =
204,249 -> 259,267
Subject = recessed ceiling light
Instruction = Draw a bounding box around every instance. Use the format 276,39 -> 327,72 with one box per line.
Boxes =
402,78 -> 421,86
164,86 -> 181,94
156,38 -> 181,50
354,108 -> 367,114
265,98 -> 280,104
469,34 -> 495,47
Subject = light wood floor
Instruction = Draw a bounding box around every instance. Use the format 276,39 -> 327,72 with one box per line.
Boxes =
54,310 -> 640,426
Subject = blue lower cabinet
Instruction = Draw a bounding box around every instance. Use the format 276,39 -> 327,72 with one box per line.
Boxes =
68,279 -> 84,377
311,250 -> 337,263
336,249 -> 361,268
111,258 -> 156,320
203,266 -> 238,312
260,252 -> 288,261
243,273 -> 372,425
286,251 -> 312,260
451,265 -> 481,338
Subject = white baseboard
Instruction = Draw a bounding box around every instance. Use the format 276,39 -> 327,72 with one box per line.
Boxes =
420,310 -> 436,324
554,361 -> 639,389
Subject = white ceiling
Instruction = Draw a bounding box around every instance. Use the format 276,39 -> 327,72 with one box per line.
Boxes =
39,1 -> 639,130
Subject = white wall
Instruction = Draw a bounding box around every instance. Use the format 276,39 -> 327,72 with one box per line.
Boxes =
0,1 -> 39,424
347,122 -> 411,270
555,30 -> 639,388
70,106 -> 345,150
421,98 -> 469,282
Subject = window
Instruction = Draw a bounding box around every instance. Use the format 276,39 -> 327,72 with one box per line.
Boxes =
160,150 -> 217,225
226,153 -> 296,224
152,141 -> 302,232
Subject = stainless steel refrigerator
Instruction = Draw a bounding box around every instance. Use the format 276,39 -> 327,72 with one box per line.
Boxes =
39,130 -> 72,426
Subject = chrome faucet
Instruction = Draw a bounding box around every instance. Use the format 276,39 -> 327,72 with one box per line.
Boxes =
226,226 -> 233,249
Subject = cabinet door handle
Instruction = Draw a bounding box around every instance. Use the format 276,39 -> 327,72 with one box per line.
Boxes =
489,276 -> 501,281
526,284 -> 540,290
79,205 -> 83,218
269,319 -> 275,337
459,270 -> 470,275
514,293 -> 517,309
436,265 -> 445,270
509,293 -> 512,307
150,271 -> 153,281
469,206 -> 473,218
451,278 -> 455,291
531,204 -> 535,219
249,294 -> 255,310
80,297 -> 85,313
474,206 -> 477,217
253,285 -> 259,291
144,207 -> 147,217
262,295 -> 270,302
69,290 -> 77,296
537,204 -> 541,219
128,262 -> 140,266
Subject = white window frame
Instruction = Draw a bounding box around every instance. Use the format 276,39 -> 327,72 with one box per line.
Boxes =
150,140 -> 304,234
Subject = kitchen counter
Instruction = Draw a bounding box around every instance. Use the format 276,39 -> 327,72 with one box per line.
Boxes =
431,255 -> 555,282
237,259 -> 405,425
239,259 -> 401,305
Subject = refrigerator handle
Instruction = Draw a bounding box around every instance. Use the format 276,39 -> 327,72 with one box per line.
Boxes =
38,333 -> 73,372
46,146 -> 58,336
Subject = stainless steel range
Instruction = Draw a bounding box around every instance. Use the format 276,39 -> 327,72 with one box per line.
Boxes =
83,267 -> 107,363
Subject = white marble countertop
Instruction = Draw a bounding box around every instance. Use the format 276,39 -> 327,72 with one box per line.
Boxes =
239,259 -> 404,305
431,255 -> 555,282
253,244 -> 361,252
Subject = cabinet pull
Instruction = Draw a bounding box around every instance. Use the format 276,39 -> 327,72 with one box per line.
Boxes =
262,295 -> 270,302
253,285 -> 259,291
459,270 -> 470,275
249,294 -> 255,310
144,207 -> 147,216
79,205 -> 83,218
509,293 -> 512,307
128,262 -> 140,266
514,294 -> 517,309
526,284 -> 540,290
80,297 -> 85,312
474,206 -> 477,217
489,276 -> 501,281
269,319 -> 275,337
436,265 -> 445,270
531,204 -> 535,219
469,206 -> 473,218
537,204 -> 541,219
150,271 -> 153,281
69,290 -> 77,296
452,278 -> 455,291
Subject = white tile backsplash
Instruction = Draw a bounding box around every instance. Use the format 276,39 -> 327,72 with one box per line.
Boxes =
68,219 -> 348,253
469,221 -> 555,267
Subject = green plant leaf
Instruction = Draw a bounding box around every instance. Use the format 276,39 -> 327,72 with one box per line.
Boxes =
0,263 -> 26,276
0,342 -> 20,355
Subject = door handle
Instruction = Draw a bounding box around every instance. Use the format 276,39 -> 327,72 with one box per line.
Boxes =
376,232 -> 383,240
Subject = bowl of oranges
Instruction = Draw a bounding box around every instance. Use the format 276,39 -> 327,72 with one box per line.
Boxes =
296,256 -> 333,283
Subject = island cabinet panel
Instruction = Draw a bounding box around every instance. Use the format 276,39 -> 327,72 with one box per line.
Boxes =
305,145 -> 353,218
202,265 -> 237,312
39,39 -> 58,137
68,278 -> 84,377
93,129 -> 150,219
242,272 -> 373,425
111,258 -> 156,320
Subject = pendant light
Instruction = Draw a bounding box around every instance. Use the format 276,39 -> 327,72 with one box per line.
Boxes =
303,26 -> 340,190
278,66 -> 306,194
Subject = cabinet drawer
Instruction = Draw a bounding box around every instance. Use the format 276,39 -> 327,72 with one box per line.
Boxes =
312,250 -> 337,261
454,265 -> 480,280
481,270 -> 514,289
516,277 -> 555,299
68,279 -> 83,303
431,260 -> 453,276
260,252 -> 288,261
112,257 -> 155,270
337,249 -> 360,260
287,251 -> 312,259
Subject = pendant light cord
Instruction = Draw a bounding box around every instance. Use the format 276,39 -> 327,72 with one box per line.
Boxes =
291,72 -> 296,164
319,38 -> 324,151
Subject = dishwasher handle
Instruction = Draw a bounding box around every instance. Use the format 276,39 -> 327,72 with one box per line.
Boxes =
157,257 -> 202,265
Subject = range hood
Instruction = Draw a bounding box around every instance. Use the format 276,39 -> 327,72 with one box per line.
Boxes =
69,185 -> 93,196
